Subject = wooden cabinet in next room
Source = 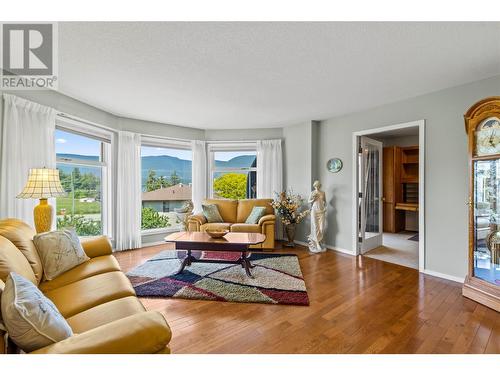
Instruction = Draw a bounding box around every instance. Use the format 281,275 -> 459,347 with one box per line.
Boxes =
382,145 -> 419,233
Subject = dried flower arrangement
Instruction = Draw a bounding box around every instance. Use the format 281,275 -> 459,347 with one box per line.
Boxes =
271,190 -> 310,225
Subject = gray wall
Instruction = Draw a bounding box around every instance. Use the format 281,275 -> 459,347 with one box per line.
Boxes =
119,117 -> 204,140
312,75 -> 500,279
283,121 -> 317,242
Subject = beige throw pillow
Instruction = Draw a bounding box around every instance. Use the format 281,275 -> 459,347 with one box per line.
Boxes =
1,272 -> 72,352
33,228 -> 89,281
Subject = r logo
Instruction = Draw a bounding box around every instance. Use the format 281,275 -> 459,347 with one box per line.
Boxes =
2,23 -> 53,76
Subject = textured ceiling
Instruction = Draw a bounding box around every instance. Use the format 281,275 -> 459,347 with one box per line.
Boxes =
58,22 -> 500,129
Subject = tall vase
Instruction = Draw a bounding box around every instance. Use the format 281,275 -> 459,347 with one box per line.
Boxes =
284,223 -> 296,247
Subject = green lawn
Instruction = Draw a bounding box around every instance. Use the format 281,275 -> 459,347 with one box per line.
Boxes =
56,197 -> 101,215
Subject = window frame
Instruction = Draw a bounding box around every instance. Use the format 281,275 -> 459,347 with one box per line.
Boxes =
140,136 -> 193,235
55,116 -> 113,237
207,142 -> 258,199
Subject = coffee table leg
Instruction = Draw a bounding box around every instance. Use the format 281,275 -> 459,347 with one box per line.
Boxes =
177,249 -> 192,275
241,251 -> 254,278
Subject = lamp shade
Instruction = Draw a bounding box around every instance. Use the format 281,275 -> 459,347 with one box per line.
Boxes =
17,168 -> 67,199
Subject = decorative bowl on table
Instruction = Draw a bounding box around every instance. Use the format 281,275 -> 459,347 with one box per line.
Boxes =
206,230 -> 229,239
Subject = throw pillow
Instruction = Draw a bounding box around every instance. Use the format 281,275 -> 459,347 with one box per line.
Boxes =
33,228 -> 90,281
245,206 -> 267,224
0,272 -> 72,352
202,204 -> 224,223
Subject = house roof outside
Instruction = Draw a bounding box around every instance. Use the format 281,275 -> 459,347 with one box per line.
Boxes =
142,183 -> 192,202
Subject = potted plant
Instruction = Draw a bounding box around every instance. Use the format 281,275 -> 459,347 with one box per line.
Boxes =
271,190 -> 309,247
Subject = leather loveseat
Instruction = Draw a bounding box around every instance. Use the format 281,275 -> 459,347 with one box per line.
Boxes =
0,218 -> 171,354
187,199 -> 275,249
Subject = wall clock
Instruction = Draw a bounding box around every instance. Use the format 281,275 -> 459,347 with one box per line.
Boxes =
327,158 -> 343,173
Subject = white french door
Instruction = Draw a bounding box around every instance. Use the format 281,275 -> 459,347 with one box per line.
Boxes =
359,136 -> 383,254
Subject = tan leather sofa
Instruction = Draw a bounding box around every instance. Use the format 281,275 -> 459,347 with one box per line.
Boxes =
187,199 -> 275,249
0,218 -> 171,354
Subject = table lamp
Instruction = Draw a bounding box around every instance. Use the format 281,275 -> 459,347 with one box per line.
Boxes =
17,168 -> 67,233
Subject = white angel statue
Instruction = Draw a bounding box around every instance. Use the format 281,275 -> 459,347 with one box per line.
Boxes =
308,180 -> 327,253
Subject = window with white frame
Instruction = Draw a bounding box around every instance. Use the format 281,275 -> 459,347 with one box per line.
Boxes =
55,117 -> 112,237
140,138 -> 193,232
208,143 -> 257,200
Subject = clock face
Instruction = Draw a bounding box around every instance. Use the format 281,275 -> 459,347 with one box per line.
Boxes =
475,117 -> 500,156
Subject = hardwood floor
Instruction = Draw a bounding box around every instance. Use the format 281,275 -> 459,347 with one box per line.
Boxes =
115,242 -> 500,354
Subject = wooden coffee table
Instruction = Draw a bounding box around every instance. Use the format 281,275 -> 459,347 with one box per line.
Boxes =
164,231 -> 266,278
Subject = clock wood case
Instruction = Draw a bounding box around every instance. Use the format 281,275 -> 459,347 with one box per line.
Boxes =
463,96 -> 500,312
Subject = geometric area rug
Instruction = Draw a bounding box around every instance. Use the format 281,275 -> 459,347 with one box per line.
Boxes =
126,250 -> 309,306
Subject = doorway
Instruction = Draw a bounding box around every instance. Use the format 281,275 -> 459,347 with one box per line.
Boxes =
352,120 -> 425,271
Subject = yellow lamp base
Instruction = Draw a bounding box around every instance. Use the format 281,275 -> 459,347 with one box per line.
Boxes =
33,198 -> 53,233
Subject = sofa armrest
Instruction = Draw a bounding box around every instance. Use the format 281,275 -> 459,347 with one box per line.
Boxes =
187,214 -> 207,231
30,311 -> 171,354
188,214 -> 207,225
258,214 -> 276,226
81,236 -> 113,258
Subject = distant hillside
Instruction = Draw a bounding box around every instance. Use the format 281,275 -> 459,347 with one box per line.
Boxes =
140,155 -> 192,186
56,153 -> 257,189
215,155 -> 256,168
56,154 -> 100,176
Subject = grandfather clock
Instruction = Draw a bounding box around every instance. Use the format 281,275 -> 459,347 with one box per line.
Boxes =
463,97 -> 500,312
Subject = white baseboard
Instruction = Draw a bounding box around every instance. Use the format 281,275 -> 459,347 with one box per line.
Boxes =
290,241 -> 465,284
294,240 -> 308,247
326,244 -> 356,256
294,240 -> 356,256
423,269 -> 465,283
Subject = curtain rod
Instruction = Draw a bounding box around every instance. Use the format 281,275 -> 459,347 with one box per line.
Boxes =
206,139 -> 281,144
57,112 -> 117,133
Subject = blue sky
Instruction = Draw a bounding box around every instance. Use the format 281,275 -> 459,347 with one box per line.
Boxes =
140,145 -> 192,160
55,129 -> 101,156
214,151 -> 256,161
55,129 -> 255,161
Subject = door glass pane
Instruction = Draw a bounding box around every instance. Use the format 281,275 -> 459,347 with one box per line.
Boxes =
474,160 -> 500,285
363,145 -> 380,239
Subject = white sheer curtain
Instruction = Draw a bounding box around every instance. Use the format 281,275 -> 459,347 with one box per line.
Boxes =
0,94 -> 56,226
256,139 -> 283,198
114,131 -> 142,251
191,140 -> 207,214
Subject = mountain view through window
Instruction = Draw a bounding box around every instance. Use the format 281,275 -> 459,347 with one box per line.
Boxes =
55,129 -> 104,236
140,147 -> 257,230
56,131 -> 258,235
